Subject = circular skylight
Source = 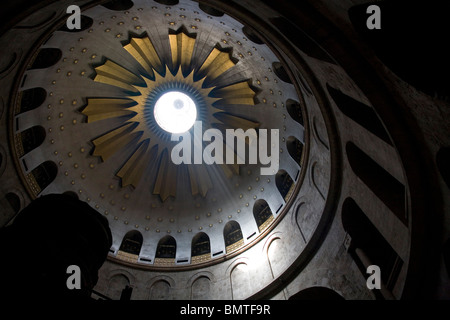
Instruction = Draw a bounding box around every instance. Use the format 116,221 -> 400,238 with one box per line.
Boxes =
154,91 -> 197,134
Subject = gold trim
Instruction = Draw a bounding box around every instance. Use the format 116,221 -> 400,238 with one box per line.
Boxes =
116,250 -> 139,263
226,238 -> 244,254
124,36 -> 164,78
169,29 -> 196,75
94,60 -> 142,93
258,214 -> 274,233
82,29 -> 258,200
26,172 -> 41,197
14,133 -> 25,158
191,253 -> 211,264
197,46 -> 236,83
154,257 -> 175,266
285,181 -> 296,202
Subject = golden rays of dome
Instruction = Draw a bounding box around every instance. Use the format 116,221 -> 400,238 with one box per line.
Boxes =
81,27 -> 259,201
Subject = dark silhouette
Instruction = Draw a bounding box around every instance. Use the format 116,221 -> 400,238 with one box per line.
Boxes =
0,194 -> 112,300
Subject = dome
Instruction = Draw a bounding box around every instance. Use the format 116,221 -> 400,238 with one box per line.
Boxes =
0,0 -> 449,301
9,0 -> 309,270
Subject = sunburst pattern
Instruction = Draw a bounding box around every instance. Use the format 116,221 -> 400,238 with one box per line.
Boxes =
82,28 -> 259,201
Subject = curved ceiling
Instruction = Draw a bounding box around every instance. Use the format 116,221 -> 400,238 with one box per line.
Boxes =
1,0 -> 448,301
11,0 -> 308,268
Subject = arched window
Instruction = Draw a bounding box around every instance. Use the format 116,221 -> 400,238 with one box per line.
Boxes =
155,235 -> 176,266
18,125 -> 46,156
286,136 -> 304,165
106,274 -> 130,300
117,230 -> 143,263
191,232 -> 211,264
242,25 -> 264,45
275,169 -> 294,201
286,99 -> 304,126
223,221 -> 243,253
29,161 -> 57,195
149,280 -> 171,300
28,48 -> 62,70
19,87 -> 46,114
253,199 -> 274,232
342,197 -> 403,298
191,276 -> 211,300
272,61 -> 292,83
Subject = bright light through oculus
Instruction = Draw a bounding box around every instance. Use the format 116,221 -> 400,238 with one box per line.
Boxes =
153,91 -> 197,134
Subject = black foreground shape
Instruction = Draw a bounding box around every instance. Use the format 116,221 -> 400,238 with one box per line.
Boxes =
0,193 -> 112,300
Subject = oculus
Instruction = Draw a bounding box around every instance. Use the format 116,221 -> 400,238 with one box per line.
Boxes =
82,28 -> 259,201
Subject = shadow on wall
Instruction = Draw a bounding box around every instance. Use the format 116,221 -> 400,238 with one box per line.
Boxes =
0,193 -> 112,300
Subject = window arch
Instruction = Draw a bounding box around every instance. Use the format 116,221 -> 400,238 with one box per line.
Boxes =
117,230 -> 143,263
223,221 -> 243,253
275,169 -> 294,201
190,276 -> 211,300
106,274 -> 130,300
253,199 -> 274,232
242,25 -> 264,45
286,99 -> 304,126
28,48 -> 62,70
18,125 -> 46,156
149,279 -> 171,300
286,136 -> 304,165
155,235 -> 176,266
191,232 -> 211,264
19,87 -> 47,113
29,161 -> 57,195
272,61 -> 292,83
